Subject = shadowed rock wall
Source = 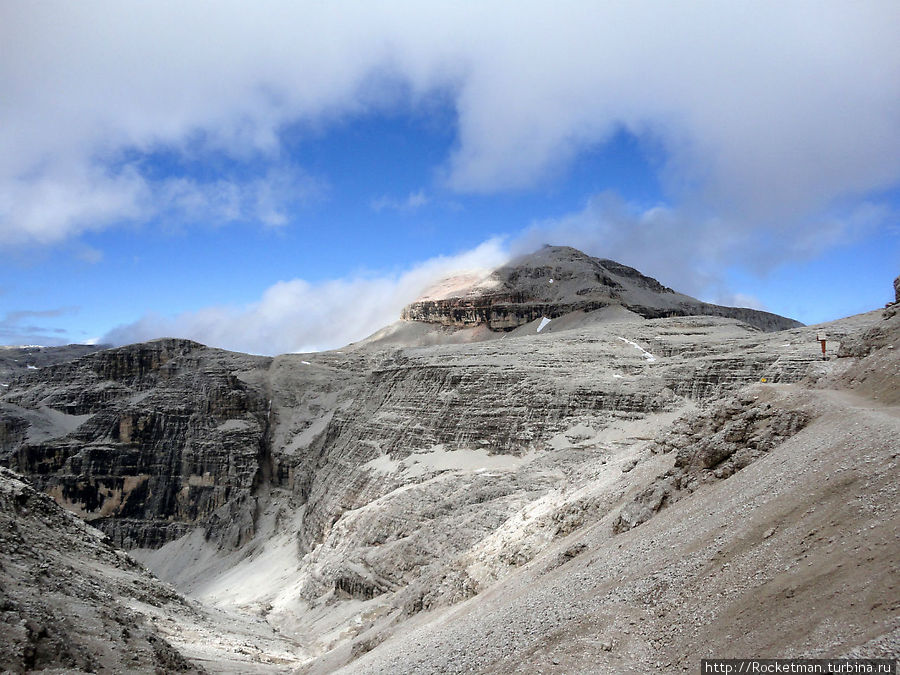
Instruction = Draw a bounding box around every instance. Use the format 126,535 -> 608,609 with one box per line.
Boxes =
0,339 -> 272,549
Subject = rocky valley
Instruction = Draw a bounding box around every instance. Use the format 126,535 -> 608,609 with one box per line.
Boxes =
0,247 -> 897,673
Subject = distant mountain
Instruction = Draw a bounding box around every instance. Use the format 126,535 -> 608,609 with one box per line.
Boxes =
402,245 -> 802,333
0,344 -> 107,384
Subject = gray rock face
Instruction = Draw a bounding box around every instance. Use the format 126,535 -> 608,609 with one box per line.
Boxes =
0,465 -> 309,673
0,338 -> 272,549
834,295 -> 900,404
0,466 -> 199,673
0,311 -> 833,580
0,344 -> 105,385
261,315 -> 834,623
612,387 -> 809,534
401,246 -> 802,333
895,275 -> 899,304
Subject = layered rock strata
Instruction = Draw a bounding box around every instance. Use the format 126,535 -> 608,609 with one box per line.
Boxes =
612,386 -> 810,534
260,316 -> 839,624
0,339 -> 272,549
0,344 -> 104,384
401,246 -> 802,333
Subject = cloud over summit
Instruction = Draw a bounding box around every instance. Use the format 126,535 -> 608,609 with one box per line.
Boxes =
3,1 -> 900,244
104,239 -> 509,354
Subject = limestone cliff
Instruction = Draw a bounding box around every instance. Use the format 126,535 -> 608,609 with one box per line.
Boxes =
0,338 -> 272,549
0,344 -> 104,384
0,251 -> 822,568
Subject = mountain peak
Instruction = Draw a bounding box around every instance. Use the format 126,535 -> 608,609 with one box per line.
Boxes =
403,245 -> 801,333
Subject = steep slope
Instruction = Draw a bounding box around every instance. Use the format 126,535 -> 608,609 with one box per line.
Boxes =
401,246 -> 802,334
344,385 -> 899,674
0,466 -> 197,673
126,313 -> 868,671
0,466 -> 310,673
337,282 -> 899,673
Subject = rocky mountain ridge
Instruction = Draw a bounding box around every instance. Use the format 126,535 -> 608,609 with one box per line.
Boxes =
0,249 -> 896,673
0,344 -> 105,385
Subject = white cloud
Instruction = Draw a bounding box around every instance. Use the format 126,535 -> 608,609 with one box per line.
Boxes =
103,238 -> 510,354
724,293 -> 767,311
99,186 -> 895,353
0,166 -> 150,245
371,190 -> 429,213
154,166 -> 322,228
512,193 -> 732,299
1,2 -> 899,244
75,244 -> 104,264
0,162 -> 320,245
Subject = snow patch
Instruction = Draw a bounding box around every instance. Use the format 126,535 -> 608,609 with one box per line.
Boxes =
363,444 -> 535,479
615,336 -> 657,363
301,360 -> 312,365
27,364 -> 38,370
537,317 -> 552,333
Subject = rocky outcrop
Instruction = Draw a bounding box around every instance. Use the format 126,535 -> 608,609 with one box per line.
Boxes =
0,466 -> 199,673
285,332 -> 680,559
612,387 -> 810,534
0,339 -> 272,549
401,246 -> 802,333
838,275 -> 900,357
264,316 -> 835,624
401,294 -> 610,331
0,464 -> 308,673
833,278 -> 900,405
0,315 -> 829,618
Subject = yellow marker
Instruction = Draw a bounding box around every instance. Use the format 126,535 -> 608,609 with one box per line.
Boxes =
760,377 -> 767,383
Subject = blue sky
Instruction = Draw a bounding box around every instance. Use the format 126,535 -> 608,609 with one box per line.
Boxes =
1,2 -> 899,353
